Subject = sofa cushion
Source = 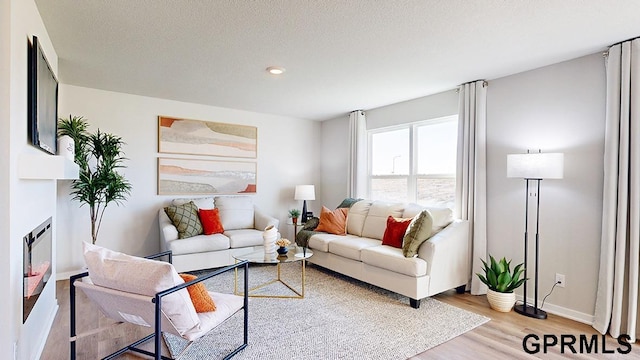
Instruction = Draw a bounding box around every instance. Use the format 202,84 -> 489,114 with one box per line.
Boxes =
402,210 -> 433,257
307,233 -> 355,253
83,242 -> 200,336
381,216 -> 412,248
346,200 -> 373,236
199,208 -> 224,235
167,233 -> 230,255
224,229 -> 264,248
315,206 -> 348,235
172,197 -> 215,210
361,201 -> 405,240
403,204 -> 453,233
361,245 -> 428,277
328,237 -> 382,261
215,196 -> 254,230
164,201 -> 203,239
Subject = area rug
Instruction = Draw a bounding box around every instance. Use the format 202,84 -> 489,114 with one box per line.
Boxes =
164,263 -> 489,359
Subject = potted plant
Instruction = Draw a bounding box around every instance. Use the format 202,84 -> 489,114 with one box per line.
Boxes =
288,209 -> 301,224
476,256 -> 526,312
58,115 -> 132,244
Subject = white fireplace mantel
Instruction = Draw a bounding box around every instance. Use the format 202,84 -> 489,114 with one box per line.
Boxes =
18,154 -> 79,180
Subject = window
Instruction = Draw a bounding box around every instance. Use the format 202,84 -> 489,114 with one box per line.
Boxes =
368,115 -> 458,208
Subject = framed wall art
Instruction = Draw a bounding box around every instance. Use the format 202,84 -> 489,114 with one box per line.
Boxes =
158,116 -> 257,158
157,157 -> 257,195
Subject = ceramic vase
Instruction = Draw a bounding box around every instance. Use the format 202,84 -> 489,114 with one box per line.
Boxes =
262,225 -> 278,257
486,289 -> 516,312
277,246 -> 288,255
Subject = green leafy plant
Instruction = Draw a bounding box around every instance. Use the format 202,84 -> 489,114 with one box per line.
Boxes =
58,115 -> 132,244
288,209 -> 301,218
476,256 -> 526,293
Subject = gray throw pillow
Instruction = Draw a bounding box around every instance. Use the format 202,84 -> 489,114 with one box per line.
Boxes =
164,201 -> 203,239
402,210 -> 433,257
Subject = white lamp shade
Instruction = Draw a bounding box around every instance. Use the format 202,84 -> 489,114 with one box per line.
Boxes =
507,153 -> 564,179
294,185 -> 316,200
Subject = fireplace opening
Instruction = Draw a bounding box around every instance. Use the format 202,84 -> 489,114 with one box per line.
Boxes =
23,217 -> 52,323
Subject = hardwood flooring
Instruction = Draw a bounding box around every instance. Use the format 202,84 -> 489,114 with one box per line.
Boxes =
42,278 -> 638,359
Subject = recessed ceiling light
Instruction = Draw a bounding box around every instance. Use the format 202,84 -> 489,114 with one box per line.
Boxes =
266,66 -> 285,75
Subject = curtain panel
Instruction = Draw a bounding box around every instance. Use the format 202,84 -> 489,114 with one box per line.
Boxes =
348,110 -> 367,199
456,80 -> 488,295
593,38 -> 640,341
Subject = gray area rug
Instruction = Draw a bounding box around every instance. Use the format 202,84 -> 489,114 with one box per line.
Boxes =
164,263 -> 489,359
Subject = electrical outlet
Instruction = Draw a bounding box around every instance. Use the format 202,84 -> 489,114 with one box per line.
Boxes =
555,273 -> 566,288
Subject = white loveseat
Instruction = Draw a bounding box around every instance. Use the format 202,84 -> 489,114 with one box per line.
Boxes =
159,196 -> 279,272
303,200 -> 470,308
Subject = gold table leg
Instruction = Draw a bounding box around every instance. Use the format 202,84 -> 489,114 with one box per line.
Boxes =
234,258 -> 306,299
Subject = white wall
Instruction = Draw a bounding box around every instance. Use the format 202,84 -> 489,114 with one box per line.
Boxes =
57,85 -> 321,273
320,90 -> 458,207
6,0 -> 61,358
319,54 -> 606,322
486,53 -> 605,322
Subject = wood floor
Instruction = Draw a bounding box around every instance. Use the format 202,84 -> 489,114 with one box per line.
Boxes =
42,278 -> 638,359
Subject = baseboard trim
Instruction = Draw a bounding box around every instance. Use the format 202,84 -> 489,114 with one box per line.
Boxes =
57,268 -> 86,281
516,295 -> 594,325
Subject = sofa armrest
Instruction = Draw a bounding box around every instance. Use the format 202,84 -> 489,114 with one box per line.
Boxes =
417,219 -> 470,296
254,207 -> 279,232
159,209 -> 178,252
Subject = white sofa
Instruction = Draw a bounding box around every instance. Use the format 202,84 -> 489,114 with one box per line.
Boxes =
303,200 -> 470,308
159,196 -> 279,272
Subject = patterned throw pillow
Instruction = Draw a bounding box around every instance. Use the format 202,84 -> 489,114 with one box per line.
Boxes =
402,210 -> 433,257
179,273 -> 217,313
381,216 -> 413,249
315,206 -> 348,235
199,208 -> 224,235
164,201 -> 203,239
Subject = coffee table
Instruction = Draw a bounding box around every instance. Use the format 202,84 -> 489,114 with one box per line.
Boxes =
232,248 -> 313,299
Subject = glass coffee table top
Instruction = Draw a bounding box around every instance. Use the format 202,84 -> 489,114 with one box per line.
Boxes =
232,248 -> 313,264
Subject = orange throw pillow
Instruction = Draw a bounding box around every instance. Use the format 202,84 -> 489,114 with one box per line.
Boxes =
179,273 -> 216,313
198,208 -> 224,235
381,216 -> 412,249
315,206 -> 348,235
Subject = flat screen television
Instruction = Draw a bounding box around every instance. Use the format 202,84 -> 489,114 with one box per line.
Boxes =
28,35 -> 58,155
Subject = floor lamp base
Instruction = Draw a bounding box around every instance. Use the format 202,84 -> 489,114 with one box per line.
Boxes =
514,304 -> 547,319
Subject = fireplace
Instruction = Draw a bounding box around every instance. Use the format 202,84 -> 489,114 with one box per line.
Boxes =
23,217 -> 52,323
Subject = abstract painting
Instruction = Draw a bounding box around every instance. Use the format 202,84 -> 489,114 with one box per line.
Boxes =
158,158 -> 257,195
158,116 -> 257,158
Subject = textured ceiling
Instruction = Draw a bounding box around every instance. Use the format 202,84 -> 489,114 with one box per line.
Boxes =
35,0 -> 640,121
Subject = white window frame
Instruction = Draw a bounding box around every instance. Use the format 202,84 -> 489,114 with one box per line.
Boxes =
367,115 -> 457,205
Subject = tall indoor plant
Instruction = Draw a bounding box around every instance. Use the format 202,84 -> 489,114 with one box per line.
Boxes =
58,115 -> 132,244
476,256 -> 526,312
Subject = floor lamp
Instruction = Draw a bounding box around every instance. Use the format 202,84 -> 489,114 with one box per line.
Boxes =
507,151 -> 564,320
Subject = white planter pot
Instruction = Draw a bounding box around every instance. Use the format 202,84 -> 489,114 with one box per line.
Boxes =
486,289 -> 516,312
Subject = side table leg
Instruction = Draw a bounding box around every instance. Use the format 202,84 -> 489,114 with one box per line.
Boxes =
301,259 -> 306,298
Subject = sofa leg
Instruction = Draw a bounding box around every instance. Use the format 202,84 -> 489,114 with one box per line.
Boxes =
410,298 -> 421,309
456,285 -> 466,294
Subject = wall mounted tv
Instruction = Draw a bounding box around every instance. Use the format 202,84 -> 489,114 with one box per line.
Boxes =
28,35 -> 58,155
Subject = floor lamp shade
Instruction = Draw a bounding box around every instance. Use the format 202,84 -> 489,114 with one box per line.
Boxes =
508,152 -> 563,320
507,153 -> 564,179
294,185 -> 315,223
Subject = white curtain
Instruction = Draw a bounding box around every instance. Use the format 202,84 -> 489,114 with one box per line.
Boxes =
455,80 -> 488,295
348,110 -> 367,199
593,38 -> 640,341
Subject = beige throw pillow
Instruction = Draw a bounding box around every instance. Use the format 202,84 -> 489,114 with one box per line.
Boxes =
402,210 -> 434,257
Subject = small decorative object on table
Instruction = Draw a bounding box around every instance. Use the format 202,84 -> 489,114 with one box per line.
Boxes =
276,238 -> 291,255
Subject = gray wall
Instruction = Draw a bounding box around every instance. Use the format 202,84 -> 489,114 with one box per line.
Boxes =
487,53 -> 605,322
320,53 -> 606,322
